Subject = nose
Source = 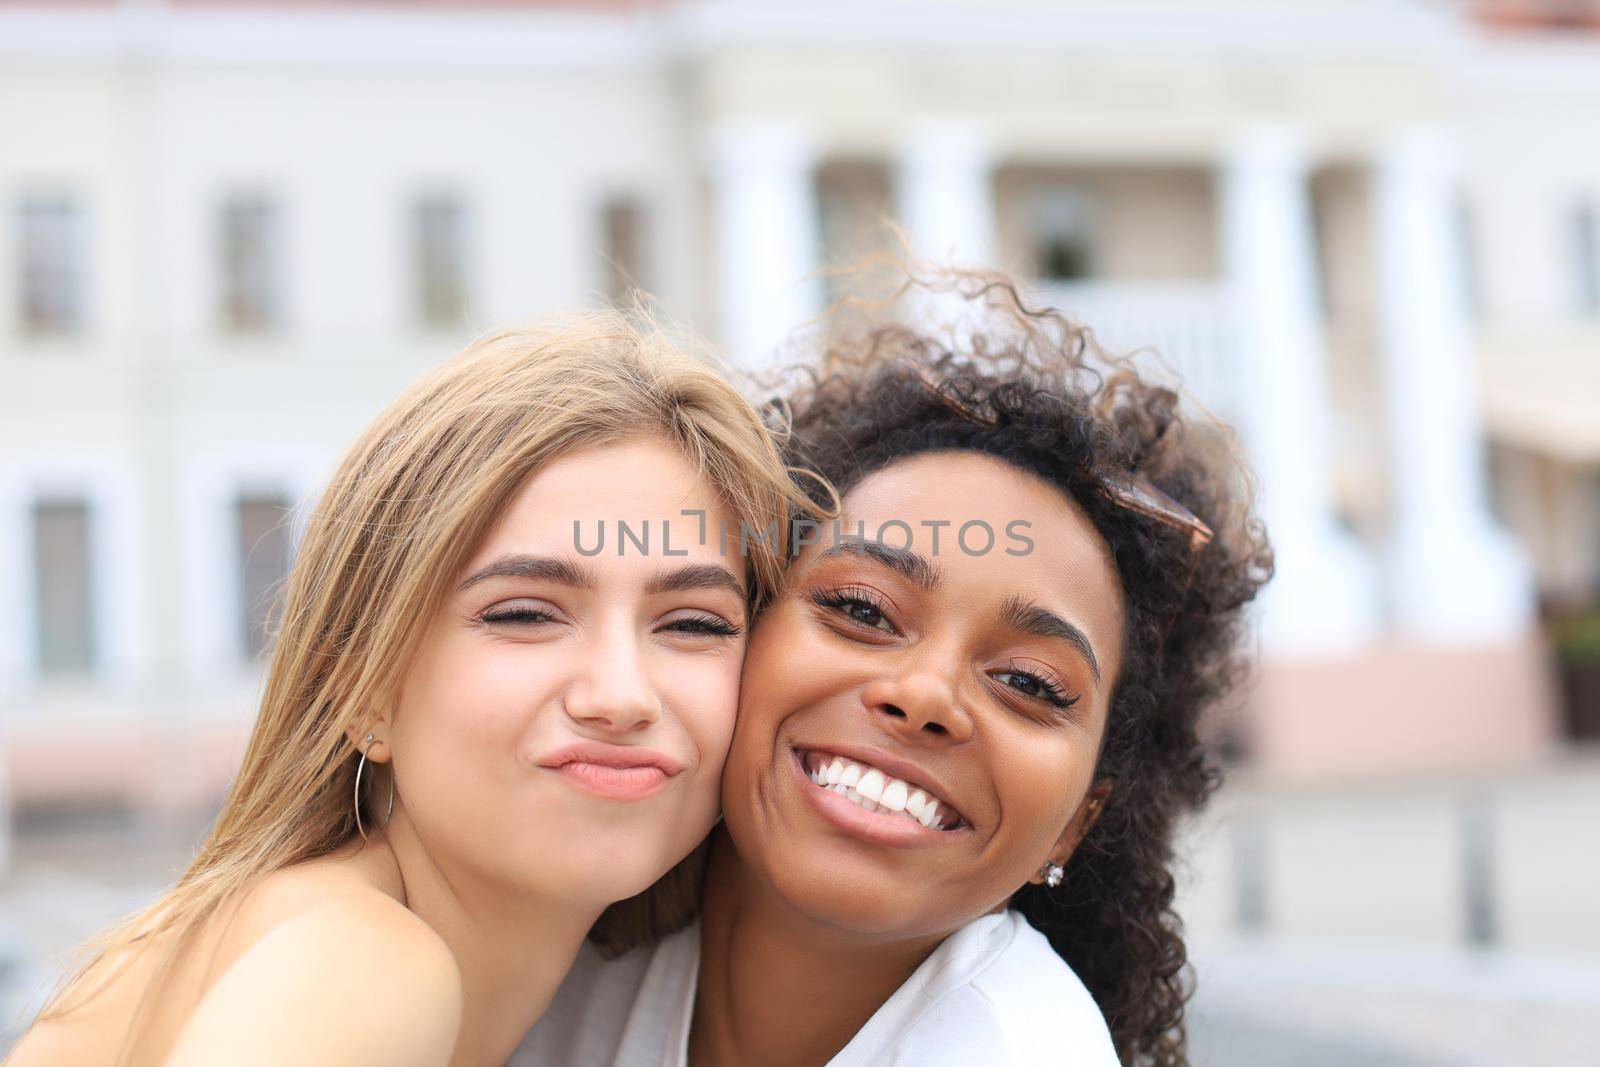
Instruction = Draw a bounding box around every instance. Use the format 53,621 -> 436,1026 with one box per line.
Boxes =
859,659 -> 975,745
563,626 -> 661,736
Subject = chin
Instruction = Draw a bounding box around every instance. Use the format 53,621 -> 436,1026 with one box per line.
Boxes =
518,831 -> 695,906
761,852 -> 931,937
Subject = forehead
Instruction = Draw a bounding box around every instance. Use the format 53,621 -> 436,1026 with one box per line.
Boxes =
831,451 -> 1125,665
466,437 -> 740,571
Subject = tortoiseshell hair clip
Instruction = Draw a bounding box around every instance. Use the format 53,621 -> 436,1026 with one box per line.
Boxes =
900,359 -> 1216,641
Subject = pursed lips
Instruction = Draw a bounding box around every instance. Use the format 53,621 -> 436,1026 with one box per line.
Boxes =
539,741 -> 682,801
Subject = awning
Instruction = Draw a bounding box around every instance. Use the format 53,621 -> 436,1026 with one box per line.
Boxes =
1479,329 -> 1600,464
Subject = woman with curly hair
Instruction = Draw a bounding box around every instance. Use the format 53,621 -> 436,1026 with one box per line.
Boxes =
516,273 -> 1273,1067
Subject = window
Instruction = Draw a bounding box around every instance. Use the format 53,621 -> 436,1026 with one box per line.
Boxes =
15,194 -> 85,336
235,493 -> 293,659
601,196 -> 647,305
33,499 -> 95,676
413,194 -> 469,329
1028,187 -> 1097,282
1573,199 -> 1600,317
219,194 -> 281,333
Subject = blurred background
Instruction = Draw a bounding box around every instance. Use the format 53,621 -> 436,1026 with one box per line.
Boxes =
2,0 -> 1598,1063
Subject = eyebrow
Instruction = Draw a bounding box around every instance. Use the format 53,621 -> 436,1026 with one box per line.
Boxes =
812,539 -> 941,593
457,554 -> 596,593
644,563 -> 746,601
1000,595 -> 1101,685
456,555 -> 745,606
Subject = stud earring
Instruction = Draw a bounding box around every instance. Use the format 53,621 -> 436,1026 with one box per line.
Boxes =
1041,862 -> 1065,889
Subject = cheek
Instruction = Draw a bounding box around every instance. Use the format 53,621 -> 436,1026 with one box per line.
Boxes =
737,609 -> 834,731
395,633 -> 566,760
654,645 -> 743,770
1011,767 -> 1088,851
1012,767 -> 1078,832
995,743 -> 1094,852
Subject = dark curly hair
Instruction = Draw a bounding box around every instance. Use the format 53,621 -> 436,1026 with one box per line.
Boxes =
767,270 -> 1273,1067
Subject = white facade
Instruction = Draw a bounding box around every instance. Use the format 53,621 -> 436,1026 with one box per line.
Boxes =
1,0 -> 1597,828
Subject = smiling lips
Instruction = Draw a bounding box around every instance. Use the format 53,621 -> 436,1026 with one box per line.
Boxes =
540,742 -> 681,801
798,748 -> 965,832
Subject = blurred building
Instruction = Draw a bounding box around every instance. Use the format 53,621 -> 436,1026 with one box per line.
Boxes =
2,0 -> 1598,842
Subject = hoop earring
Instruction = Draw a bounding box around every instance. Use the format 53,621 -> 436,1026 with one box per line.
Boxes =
1041,862 -> 1065,889
354,731 -> 395,843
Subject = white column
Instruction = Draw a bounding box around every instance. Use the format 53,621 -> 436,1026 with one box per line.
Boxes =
894,121 -> 997,332
708,121 -> 822,368
1375,127 -> 1532,643
1222,124 -> 1380,655
896,120 -> 997,267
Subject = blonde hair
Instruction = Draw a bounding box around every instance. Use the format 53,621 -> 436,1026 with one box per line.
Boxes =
33,311 -> 828,1047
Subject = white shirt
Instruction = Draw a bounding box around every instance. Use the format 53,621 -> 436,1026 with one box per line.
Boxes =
510,909 -> 1120,1066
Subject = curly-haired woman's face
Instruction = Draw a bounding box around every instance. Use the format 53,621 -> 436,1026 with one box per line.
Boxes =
721,450 -> 1124,937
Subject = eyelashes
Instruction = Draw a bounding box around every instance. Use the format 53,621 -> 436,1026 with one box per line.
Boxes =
479,606 -> 742,638
807,585 -> 896,633
992,663 -> 1079,710
662,613 -> 744,638
807,584 -> 1082,714
480,606 -> 558,626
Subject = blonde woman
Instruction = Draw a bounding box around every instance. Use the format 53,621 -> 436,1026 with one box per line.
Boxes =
8,315 -> 818,1067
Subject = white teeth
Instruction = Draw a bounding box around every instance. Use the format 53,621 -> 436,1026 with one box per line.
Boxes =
906,789 -> 928,820
804,752 -> 957,831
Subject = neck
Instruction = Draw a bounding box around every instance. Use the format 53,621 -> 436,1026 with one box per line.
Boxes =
689,829 -> 940,1067
373,807 -> 604,1067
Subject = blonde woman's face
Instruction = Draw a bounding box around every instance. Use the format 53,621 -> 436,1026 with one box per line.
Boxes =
385,437 -> 749,905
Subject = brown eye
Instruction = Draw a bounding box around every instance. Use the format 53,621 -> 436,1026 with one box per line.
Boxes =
808,588 -> 897,634
993,667 -> 1078,710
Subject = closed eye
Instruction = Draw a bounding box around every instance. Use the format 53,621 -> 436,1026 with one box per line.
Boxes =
660,612 -> 743,638
481,606 -> 559,626
482,606 -> 741,638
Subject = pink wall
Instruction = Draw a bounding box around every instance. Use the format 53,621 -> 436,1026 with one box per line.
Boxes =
1244,632 -> 1561,781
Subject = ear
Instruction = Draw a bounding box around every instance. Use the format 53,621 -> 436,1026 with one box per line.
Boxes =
344,715 -> 393,764
1031,778 -> 1113,883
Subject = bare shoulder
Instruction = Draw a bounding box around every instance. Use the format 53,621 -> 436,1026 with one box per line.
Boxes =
217,857 -> 435,971
236,861 -> 457,981
164,865 -> 462,1067
8,857 -> 458,1067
